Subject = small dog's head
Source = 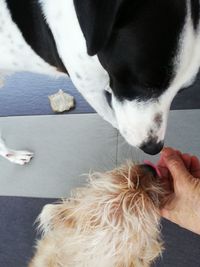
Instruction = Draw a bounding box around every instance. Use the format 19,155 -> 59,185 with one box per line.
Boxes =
74,0 -> 192,154
35,163 -> 168,267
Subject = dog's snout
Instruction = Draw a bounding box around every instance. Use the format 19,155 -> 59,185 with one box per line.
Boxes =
141,164 -> 157,177
140,140 -> 164,155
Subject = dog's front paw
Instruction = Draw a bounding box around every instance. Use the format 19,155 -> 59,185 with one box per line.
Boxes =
5,150 -> 34,165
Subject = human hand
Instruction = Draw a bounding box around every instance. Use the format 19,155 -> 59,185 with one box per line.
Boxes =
157,147 -> 200,235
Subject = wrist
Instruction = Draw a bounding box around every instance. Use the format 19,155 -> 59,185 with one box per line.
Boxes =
181,211 -> 200,235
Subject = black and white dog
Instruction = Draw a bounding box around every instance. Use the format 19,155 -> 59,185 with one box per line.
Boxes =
0,0 -> 200,164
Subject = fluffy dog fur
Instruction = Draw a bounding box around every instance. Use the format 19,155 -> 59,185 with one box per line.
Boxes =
29,163 -> 168,267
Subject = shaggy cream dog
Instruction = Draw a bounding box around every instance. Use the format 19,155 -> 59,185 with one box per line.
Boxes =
29,162 -> 168,267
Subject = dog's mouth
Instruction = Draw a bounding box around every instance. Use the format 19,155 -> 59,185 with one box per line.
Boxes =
139,161 -> 171,209
143,160 -> 161,177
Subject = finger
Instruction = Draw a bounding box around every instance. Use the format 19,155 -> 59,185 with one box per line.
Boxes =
190,156 -> 200,178
175,150 -> 188,166
157,155 -> 170,179
161,147 -> 192,185
174,151 -> 200,176
175,150 -> 182,157
157,148 -> 175,168
181,154 -> 192,170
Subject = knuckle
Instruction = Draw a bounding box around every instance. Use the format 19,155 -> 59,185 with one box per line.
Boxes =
168,158 -> 180,169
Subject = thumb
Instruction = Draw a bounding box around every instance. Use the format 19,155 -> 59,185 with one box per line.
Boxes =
162,147 -> 192,184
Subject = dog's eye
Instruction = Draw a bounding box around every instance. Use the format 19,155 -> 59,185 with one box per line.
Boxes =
105,90 -> 112,108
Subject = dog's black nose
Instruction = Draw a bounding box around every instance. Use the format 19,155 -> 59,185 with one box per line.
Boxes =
140,140 -> 164,155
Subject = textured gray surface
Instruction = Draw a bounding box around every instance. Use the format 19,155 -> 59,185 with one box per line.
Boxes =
0,196 -> 199,267
0,71 -> 199,117
0,196 -> 57,267
0,71 -> 199,266
0,72 -> 94,117
0,110 -> 199,198
153,219 -> 200,267
118,109 -> 200,164
0,114 -> 117,197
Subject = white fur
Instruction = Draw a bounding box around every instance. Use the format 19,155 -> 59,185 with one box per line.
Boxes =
111,0 -> 200,147
112,98 -> 169,147
39,0 -> 117,127
0,135 -> 33,165
39,0 -> 200,148
0,0 -> 62,76
0,0 -> 199,158
29,163 -> 166,267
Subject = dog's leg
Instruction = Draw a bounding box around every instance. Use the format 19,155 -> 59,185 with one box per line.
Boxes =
0,135 -> 33,165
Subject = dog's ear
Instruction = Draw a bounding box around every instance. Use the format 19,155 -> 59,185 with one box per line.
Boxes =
74,0 -> 122,56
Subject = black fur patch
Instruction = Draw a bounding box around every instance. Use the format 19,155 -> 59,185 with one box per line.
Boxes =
74,0 -> 187,101
97,0 -> 187,101
74,0 -> 123,56
5,0 -> 67,73
191,0 -> 200,30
